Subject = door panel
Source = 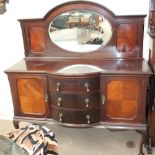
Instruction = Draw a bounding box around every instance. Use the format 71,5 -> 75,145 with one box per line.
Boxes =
17,78 -> 46,115
107,80 -> 138,120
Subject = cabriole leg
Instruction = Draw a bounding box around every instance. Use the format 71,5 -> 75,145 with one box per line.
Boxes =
138,130 -> 146,155
13,120 -> 19,129
144,127 -> 152,154
147,136 -> 152,154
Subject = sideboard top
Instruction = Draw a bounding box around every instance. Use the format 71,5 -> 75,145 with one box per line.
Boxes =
5,59 -> 152,75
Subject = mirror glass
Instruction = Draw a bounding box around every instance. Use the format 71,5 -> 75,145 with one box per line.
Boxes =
49,10 -> 112,53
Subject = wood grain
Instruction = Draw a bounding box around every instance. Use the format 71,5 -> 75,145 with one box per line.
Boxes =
29,27 -> 45,53
117,24 -> 137,53
17,78 -> 46,114
107,80 -> 138,119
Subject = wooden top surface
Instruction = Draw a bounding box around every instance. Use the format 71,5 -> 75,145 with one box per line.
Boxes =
5,59 -> 152,75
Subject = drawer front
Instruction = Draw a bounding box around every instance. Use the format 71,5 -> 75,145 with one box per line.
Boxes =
52,107 -> 100,124
49,76 -> 100,92
50,92 -> 100,109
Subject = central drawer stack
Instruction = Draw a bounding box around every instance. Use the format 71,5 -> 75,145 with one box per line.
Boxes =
49,74 -> 101,126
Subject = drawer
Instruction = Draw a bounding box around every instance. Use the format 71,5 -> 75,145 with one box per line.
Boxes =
50,91 -> 100,109
51,107 -> 100,124
49,76 -> 100,92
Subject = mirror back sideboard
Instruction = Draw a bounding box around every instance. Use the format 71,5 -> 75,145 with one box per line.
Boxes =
5,1 -> 153,154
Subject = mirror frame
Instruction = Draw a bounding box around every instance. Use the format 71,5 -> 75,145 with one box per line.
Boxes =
19,1 -> 146,60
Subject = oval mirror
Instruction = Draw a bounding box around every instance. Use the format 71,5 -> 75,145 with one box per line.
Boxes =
49,10 -> 112,53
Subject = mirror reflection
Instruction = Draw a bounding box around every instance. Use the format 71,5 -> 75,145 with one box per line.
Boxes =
57,64 -> 103,74
49,10 -> 112,53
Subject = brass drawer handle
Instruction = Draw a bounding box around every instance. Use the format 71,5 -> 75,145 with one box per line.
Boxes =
86,114 -> 90,124
59,113 -> 63,122
85,98 -> 90,108
102,95 -> 106,105
58,97 -> 62,107
84,83 -> 90,92
45,93 -> 48,103
56,82 -> 61,91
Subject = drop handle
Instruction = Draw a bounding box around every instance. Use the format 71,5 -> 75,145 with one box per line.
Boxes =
45,93 -> 48,103
59,113 -> 63,122
57,97 -> 62,107
56,82 -> 61,91
85,98 -> 90,108
84,83 -> 90,92
102,95 -> 106,105
86,114 -> 90,124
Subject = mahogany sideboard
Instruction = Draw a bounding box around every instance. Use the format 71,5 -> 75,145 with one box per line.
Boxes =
5,1 -> 152,155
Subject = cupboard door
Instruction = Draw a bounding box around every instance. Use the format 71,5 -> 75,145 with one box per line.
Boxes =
8,74 -> 49,117
17,78 -> 46,115
107,80 -> 138,119
101,76 -> 147,123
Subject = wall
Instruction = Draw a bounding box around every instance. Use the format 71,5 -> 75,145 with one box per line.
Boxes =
0,0 -> 149,119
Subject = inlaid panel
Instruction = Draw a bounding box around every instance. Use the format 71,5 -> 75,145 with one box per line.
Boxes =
107,80 -> 139,120
29,27 -> 45,53
17,78 -> 46,114
117,24 -> 137,53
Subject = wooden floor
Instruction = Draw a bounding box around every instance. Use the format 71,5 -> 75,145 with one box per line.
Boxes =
0,119 -> 154,155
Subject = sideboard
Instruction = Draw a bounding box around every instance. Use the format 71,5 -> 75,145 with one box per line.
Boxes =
5,1 -> 152,155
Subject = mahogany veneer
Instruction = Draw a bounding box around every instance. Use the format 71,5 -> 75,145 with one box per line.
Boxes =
117,24 -> 137,53
50,91 -> 100,109
29,27 -> 46,53
5,1 -> 152,155
17,78 -> 46,115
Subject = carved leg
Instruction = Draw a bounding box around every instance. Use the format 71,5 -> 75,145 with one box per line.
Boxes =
144,127 -> 152,154
138,130 -> 146,155
13,120 -> 19,129
147,137 -> 152,154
